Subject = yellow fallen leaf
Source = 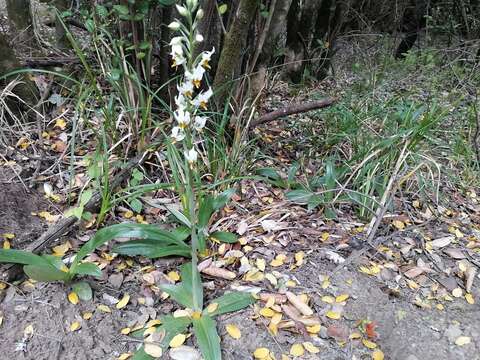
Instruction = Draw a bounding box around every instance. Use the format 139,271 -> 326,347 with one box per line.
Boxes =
55,118 -> 67,130
2,233 -> 14,239
436,304 -> 445,311
392,220 -> 405,230
0,282 -> 8,290
259,307 -> 275,318
270,258 -> 284,267
121,327 -> 131,335
265,296 -> 275,308
3,240 -> 10,249
144,343 -> 163,358
68,292 -> 79,305
145,319 -> 162,328
70,321 -> 81,332
359,264 -> 381,276
286,279 -> 297,287
97,304 -> 111,313
306,324 -> 321,334
143,327 -> 156,336
326,311 -> 341,320
465,293 -> 475,304
265,273 -> 278,286
286,291 -> 313,316
118,353 -> 132,360
226,324 -> 241,339
53,241 -> 72,256
303,341 -> 320,354
455,336 -> 471,346
294,251 -> 304,266
362,339 -> 377,349
123,210 -> 134,219
169,333 -> 186,348
167,271 -> 180,282
253,348 -> 270,359
116,294 -> 130,309
207,303 -> 219,314
271,312 -> 282,325
24,324 -> 34,337
452,288 -> 463,298
256,258 -> 266,271
322,277 -> 331,289
335,294 -> 349,303
349,332 -> 362,339
268,321 -> 278,336
372,349 -> 384,360
290,343 -> 304,357
321,295 -> 335,304
82,312 -> 93,320
321,232 -> 330,241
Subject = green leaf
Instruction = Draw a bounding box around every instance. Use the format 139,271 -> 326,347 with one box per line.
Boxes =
286,189 -> 313,204
192,315 -> 221,360
158,0 -> 176,5
212,189 -> 235,211
80,189 -> 93,206
166,206 -> 192,228
85,19 -> 94,33
198,195 -> 214,228
71,262 -> 102,277
256,167 -> 281,181
218,3 -> 228,14
131,347 -> 153,360
160,263 -> 203,309
210,231 -> 238,243
0,249 -> 53,266
113,4 -> 129,15
23,264 -> 70,282
73,223 -> 188,270
112,241 -> 190,258
171,226 -> 190,242
207,291 -> 255,317
72,281 -> 93,301
307,194 -> 324,211
129,198 -> 143,213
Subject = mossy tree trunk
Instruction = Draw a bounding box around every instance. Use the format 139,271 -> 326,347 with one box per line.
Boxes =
0,33 -> 39,112
6,0 -> 35,45
213,0 -> 259,104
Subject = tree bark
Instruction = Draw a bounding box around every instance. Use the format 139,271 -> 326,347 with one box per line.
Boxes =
213,0 -> 259,104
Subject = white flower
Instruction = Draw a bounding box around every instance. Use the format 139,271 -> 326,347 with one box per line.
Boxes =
195,34 -> 204,43
171,126 -> 185,142
200,48 -> 215,69
175,94 -> 187,109
185,148 -> 198,163
192,88 -> 213,110
170,44 -> 186,67
196,8 -> 204,20
170,36 -> 183,46
194,116 -> 207,131
186,65 -> 205,88
177,81 -> 194,98
168,21 -> 181,31
174,109 -> 191,128
176,4 -> 189,17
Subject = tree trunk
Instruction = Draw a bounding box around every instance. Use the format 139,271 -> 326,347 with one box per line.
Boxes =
0,33 -> 39,113
284,0 -> 320,82
250,0 -> 292,99
213,0 -> 259,104
6,0 -> 34,45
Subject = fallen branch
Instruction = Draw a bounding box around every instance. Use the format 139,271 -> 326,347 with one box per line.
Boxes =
1,152 -> 147,282
250,97 -> 337,128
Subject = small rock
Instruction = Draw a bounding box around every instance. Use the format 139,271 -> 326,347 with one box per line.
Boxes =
108,273 -> 124,289
444,325 -> 462,343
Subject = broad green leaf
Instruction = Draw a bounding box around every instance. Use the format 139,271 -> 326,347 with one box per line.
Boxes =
286,189 -> 313,204
0,249 -> 53,266
72,223 -> 187,270
113,4 -> 129,15
207,291 -> 255,317
212,189 -> 236,211
210,231 -> 238,244
131,347 -> 153,360
256,167 -> 281,181
198,195 -> 214,228
192,315 -> 221,360
307,194 -> 324,211
112,241 -> 190,258
166,206 -> 192,228
80,189 -> 93,206
72,281 -> 93,301
129,198 -> 143,213
23,264 -> 70,282
159,283 -> 193,308
72,262 -> 102,277
171,226 -> 191,242
180,262 -> 203,310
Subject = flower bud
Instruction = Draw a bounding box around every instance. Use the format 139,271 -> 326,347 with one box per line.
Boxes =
176,4 -> 189,17
196,8 -> 204,20
195,34 -> 204,43
187,0 -> 198,9
168,21 -> 181,31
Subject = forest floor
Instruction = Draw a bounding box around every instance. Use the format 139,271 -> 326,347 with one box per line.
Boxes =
1,32 -> 480,360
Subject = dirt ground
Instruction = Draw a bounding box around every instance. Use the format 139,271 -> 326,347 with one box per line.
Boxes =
1,172 -> 479,360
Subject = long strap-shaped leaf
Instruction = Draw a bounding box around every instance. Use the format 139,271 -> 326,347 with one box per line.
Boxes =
193,315 -> 221,360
